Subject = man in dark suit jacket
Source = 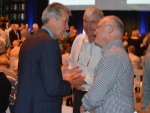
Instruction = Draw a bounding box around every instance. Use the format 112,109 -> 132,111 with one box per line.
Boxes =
9,24 -> 21,45
14,2 -> 80,113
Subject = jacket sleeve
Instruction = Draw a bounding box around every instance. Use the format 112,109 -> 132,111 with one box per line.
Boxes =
40,40 -> 71,96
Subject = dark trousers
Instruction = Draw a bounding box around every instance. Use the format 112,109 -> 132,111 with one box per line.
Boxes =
73,88 -> 87,113
9,105 -> 15,113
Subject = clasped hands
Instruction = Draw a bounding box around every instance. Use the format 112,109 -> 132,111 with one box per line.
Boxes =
61,65 -> 85,89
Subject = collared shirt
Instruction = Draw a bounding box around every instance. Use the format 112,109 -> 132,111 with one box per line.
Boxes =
41,26 -> 54,38
69,34 -> 102,91
142,45 -> 150,110
82,40 -> 134,113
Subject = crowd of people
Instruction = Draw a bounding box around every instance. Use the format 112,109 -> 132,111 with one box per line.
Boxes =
0,2 -> 150,113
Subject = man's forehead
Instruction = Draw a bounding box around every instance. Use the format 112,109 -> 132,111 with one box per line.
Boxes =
84,14 -> 99,20
98,20 -> 105,25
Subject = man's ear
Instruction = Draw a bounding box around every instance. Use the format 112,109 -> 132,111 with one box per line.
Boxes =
109,24 -> 114,34
49,15 -> 56,24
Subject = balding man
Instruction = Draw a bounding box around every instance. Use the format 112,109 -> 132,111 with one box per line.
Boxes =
80,15 -> 134,113
10,40 -> 20,59
30,23 -> 39,35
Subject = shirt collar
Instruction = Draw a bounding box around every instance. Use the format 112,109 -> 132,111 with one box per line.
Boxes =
41,26 -> 54,38
101,40 -> 123,54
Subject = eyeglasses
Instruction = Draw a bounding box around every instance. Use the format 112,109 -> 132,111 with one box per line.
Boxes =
83,20 -> 98,26
95,24 -> 110,30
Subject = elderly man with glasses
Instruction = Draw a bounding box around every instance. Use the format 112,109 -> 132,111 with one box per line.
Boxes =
80,15 -> 134,113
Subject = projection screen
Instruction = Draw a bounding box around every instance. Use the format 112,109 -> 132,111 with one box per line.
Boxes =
49,0 -> 150,10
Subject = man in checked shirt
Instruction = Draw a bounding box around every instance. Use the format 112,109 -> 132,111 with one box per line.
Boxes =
80,15 -> 135,113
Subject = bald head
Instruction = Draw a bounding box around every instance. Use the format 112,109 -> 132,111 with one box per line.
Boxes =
102,15 -> 124,37
94,15 -> 124,47
12,40 -> 20,47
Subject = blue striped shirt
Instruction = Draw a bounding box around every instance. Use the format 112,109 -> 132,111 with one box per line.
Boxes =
82,40 -> 134,113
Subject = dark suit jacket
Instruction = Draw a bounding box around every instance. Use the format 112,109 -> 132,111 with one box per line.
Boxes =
14,29 -> 71,113
9,30 -> 21,44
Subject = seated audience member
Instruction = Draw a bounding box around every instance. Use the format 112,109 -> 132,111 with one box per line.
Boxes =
10,40 -> 20,59
65,29 -> 78,46
128,45 -> 141,69
62,43 -> 71,54
0,25 -> 12,55
0,37 -> 6,54
142,45 -> 150,112
9,40 -> 19,73
62,47 -> 71,66
62,26 -> 75,39
59,26 -> 76,49
30,23 -> 39,35
0,72 -> 11,113
25,24 -> 30,32
80,15 -> 134,113
122,30 -> 129,51
128,29 -> 143,57
20,24 -> 31,39
0,54 -> 18,113
0,40 -> 12,113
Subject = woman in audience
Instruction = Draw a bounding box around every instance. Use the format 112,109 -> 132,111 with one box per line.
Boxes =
123,30 -> 129,51
0,54 -> 18,113
128,45 -> 141,69
128,29 -> 143,57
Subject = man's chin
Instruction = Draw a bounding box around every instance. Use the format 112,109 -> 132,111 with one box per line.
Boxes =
94,41 -> 101,48
94,41 -> 98,46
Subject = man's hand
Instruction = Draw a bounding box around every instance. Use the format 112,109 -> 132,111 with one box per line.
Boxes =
74,85 -> 85,91
80,105 -> 86,113
61,65 -> 80,76
74,75 -> 86,85
62,66 -> 82,84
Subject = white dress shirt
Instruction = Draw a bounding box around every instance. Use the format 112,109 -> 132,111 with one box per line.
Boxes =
69,34 -> 102,91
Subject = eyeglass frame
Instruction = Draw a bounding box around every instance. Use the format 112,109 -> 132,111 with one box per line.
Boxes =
95,24 -> 111,30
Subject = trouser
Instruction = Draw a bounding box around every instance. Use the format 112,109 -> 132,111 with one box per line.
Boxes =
73,88 -> 87,113
9,105 -> 15,113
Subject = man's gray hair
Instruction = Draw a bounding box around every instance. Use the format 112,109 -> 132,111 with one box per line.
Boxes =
84,7 -> 104,21
41,2 -> 72,24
